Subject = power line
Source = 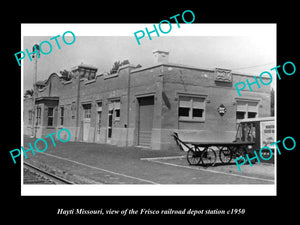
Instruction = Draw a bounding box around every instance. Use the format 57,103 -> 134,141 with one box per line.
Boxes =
231,62 -> 275,70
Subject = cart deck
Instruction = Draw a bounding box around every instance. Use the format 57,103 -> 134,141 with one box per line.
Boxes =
171,132 -> 254,166
186,141 -> 255,147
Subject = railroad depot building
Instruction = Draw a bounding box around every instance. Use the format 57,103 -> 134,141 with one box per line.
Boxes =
23,50 -> 272,150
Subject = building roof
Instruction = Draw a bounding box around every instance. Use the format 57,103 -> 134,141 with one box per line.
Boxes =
131,62 -> 215,74
71,63 -> 98,71
131,62 -> 271,79
35,96 -> 59,102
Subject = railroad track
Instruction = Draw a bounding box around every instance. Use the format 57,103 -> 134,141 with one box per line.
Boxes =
24,162 -> 74,184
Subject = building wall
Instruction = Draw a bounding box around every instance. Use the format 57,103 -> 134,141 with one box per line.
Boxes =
158,65 -> 271,150
129,66 -> 163,149
24,98 -> 33,136
24,62 -> 271,151
29,65 -> 136,146
76,66 -> 133,146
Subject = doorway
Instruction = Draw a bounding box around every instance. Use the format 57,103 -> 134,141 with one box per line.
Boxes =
106,100 -> 121,143
107,109 -> 113,142
137,96 -> 154,147
82,103 -> 91,142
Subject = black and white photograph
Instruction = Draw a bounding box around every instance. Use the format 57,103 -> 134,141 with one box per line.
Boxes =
21,24 -> 276,196
4,4 -> 298,221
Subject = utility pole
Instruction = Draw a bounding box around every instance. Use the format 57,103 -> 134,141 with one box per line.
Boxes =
31,44 -> 40,138
75,71 -> 81,141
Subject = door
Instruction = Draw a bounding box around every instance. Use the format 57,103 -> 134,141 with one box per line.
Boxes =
83,118 -> 90,141
95,102 -> 102,142
82,104 -> 91,142
106,100 -> 120,143
138,96 -> 154,147
107,109 -> 113,141
97,111 -> 102,133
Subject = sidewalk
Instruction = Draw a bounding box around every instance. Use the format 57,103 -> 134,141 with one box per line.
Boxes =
23,136 -> 274,184
210,161 -> 275,180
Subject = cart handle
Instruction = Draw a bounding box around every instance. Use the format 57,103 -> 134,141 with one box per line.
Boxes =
171,132 -> 193,152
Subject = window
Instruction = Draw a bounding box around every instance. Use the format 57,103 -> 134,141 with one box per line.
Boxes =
178,95 -> 205,121
28,110 -> 32,124
248,112 -> 257,118
85,109 -> 91,118
114,101 -> 121,120
247,102 -> 258,118
71,102 -> 76,119
84,69 -> 90,79
60,106 -> 64,126
90,71 -> 96,80
36,107 -> 41,125
236,100 -> 258,121
115,109 -> 120,119
47,107 -> 54,126
236,111 -> 246,120
109,100 -> 121,121
83,104 -> 91,119
193,108 -> 203,118
179,107 -> 189,117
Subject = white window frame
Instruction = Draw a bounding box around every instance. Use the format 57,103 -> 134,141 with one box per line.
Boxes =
28,110 -> 32,124
82,103 -> 92,119
178,94 -> 206,122
236,98 -> 260,122
108,99 -> 121,121
60,106 -> 64,126
47,107 -> 54,127
114,101 -> 121,121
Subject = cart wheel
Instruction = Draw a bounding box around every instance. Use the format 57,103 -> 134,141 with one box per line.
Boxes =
234,146 -> 247,164
201,147 -> 217,167
219,146 -> 232,164
236,146 -> 247,158
186,149 -> 201,165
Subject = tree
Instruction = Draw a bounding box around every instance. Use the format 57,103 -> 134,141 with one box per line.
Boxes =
24,89 -> 34,97
109,60 -> 130,74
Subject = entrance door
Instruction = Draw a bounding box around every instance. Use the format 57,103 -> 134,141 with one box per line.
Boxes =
95,102 -> 102,142
107,109 -> 113,141
83,118 -> 90,141
82,104 -> 91,142
138,96 -> 154,147
106,100 -> 120,143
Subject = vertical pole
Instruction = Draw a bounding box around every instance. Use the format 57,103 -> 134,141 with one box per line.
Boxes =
75,70 -> 81,141
125,68 -> 131,147
31,47 -> 38,138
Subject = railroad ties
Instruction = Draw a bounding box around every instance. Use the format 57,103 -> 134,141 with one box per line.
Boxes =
23,162 -> 74,184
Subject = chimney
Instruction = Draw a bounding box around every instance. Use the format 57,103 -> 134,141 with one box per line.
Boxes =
152,50 -> 169,65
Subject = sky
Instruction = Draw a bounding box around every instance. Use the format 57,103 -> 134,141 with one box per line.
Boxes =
22,26 -> 276,92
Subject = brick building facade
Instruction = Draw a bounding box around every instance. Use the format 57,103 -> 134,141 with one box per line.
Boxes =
23,50 -> 272,150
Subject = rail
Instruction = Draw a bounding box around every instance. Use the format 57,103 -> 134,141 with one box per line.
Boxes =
24,162 -> 74,184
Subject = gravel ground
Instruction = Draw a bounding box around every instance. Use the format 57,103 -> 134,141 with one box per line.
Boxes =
23,167 -> 56,184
